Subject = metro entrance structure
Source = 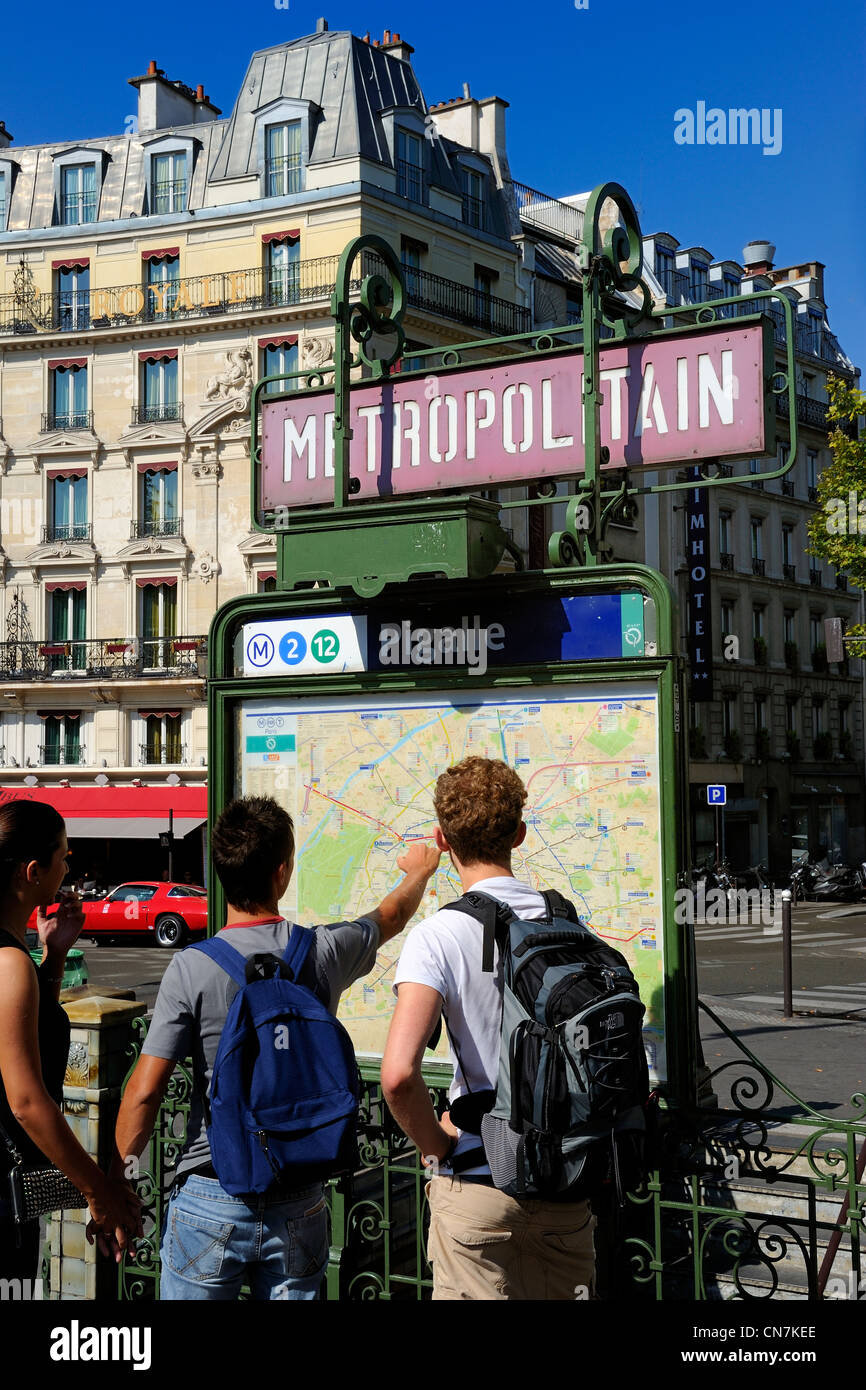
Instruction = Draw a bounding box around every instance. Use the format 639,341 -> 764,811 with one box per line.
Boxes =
120,184 -> 866,1301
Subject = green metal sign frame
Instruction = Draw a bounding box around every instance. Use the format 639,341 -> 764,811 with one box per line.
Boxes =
207,563 -> 695,1104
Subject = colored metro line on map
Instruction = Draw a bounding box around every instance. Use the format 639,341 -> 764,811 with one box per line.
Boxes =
239,684 -> 667,1081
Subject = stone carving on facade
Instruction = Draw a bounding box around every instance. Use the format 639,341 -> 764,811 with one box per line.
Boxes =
205,348 -> 253,403
193,551 -> 221,583
302,336 -> 334,369
192,459 -> 221,481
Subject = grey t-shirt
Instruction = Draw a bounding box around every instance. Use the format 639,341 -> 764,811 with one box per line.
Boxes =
142,917 -> 379,1177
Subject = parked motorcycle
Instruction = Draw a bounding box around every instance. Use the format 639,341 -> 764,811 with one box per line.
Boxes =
791,855 -> 866,902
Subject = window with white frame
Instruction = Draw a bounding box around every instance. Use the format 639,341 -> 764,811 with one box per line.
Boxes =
0,169 -> 7,230
266,238 -> 300,306
60,164 -> 97,225
784,610 -> 796,644
140,581 -> 177,668
151,151 -> 188,213
782,525 -> 794,567
723,694 -> 738,738
265,122 -> 302,196
56,263 -> 90,332
141,711 -> 182,765
146,254 -> 179,320
812,697 -> 826,739
51,363 -> 88,429
396,129 -> 424,202
140,355 -> 179,423
807,450 -> 819,500
261,339 -> 299,396
720,599 -> 735,636
139,467 -> 179,537
49,586 -> 86,671
461,167 -> 485,229
51,473 -> 87,542
719,510 -> 732,556
754,694 -> 767,733
750,516 -> 763,560
41,713 -> 82,766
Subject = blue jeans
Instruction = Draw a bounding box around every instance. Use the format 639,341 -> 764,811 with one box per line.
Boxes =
159,1174 -> 329,1301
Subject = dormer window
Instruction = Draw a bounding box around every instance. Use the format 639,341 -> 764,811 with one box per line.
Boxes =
266,123 -> 302,197
396,130 -> 424,203
689,258 -> 708,301
462,168 -> 485,229
60,164 -> 97,225
151,151 -> 188,213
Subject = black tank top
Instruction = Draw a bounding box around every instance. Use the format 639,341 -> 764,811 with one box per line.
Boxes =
0,929 -> 71,1175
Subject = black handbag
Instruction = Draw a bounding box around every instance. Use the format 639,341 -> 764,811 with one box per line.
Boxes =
0,1117 -> 86,1242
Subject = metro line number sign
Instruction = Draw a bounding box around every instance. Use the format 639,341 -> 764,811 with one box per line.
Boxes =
261,319 -> 772,510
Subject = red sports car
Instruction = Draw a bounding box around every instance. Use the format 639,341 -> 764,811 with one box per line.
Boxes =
31,882 -> 208,948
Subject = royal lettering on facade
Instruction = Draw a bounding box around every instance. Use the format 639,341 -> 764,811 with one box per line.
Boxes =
261,322 -> 770,508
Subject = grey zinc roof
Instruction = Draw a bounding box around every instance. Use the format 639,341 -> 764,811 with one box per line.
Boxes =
208,30 -> 458,187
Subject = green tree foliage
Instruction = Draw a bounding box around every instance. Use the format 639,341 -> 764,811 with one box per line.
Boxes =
806,377 -> 866,653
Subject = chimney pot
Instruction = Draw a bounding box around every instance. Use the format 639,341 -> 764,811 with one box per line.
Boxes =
363,31 -> 370,42
393,32 -> 400,41
195,84 -> 204,100
463,82 -> 471,98
316,16 -> 328,32
384,28 -> 391,42
147,59 -> 158,75
372,38 -> 379,46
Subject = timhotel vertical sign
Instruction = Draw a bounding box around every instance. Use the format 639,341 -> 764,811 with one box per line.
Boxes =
686,467 -> 713,700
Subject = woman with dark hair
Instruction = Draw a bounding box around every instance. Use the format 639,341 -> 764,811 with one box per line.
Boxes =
0,799 -> 141,1280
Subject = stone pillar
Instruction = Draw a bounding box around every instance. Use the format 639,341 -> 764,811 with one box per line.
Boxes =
48,995 -> 146,1301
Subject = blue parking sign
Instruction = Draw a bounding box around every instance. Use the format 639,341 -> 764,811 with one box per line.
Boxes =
707,784 -> 727,806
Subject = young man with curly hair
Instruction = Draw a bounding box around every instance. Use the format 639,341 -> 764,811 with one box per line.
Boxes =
382,756 -> 596,1301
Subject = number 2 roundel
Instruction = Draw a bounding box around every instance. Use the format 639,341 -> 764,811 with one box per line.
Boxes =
279,631 -> 308,665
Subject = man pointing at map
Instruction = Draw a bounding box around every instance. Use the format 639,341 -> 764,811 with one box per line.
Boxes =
382,757 -> 597,1300
112,795 -> 440,1299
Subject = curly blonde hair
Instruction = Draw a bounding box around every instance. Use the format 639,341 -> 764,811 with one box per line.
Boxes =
433,757 -> 527,866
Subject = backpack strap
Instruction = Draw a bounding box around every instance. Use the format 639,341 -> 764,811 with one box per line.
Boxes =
443,891 -> 516,974
282,924 -> 314,981
188,936 -> 248,986
540,889 -> 580,923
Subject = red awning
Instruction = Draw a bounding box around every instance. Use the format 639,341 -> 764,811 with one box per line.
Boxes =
0,784 -> 207,840
258,570 -> 277,582
258,334 -> 298,350
52,258 -> 90,271
138,348 -> 178,362
45,580 -> 86,592
138,709 -> 181,718
135,576 -> 178,587
261,229 -> 300,243
136,460 -> 178,473
141,247 -> 179,261
47,357 -> 87,370
46,467 -> 87,480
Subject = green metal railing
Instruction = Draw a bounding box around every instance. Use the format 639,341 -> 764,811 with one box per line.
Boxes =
114,1007 -> 866,1301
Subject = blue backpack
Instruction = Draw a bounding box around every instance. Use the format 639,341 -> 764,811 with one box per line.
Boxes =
189,927 -> 359,1197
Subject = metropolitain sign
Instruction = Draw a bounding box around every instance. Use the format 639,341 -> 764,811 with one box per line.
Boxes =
261,320 -> 772,509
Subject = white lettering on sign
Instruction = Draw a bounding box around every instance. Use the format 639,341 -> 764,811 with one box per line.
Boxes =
262,324 -> 768,509
379,617 -> 506,677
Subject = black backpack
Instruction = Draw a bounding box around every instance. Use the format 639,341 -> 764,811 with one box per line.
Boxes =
440,889 -> 651,1203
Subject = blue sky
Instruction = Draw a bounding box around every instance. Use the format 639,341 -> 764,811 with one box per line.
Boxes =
3,0 -> 865,368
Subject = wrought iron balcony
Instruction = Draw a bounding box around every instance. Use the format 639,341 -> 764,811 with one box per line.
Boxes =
39,743 -> 86,766
265,156 -> 302,197
750,479 -> 765,490
716,463 -> 734,478
836,573 -> 848,590
60,194 -> 97,225
396,159 -> 425,204
0,635 -> 207,681
41,411 -> 93,432
751,557 -> 765,576
782,479 -> 796,496
808,486 -> 819,503
809,569 -> 822,586
152,179 -> 187,214
132,404 -> 183,425
512,182 -> 584,242
139,742 -> 187,766
130,517 -> 183,539
719,551 -> 735,571
41,523 -> 92,544
775,392 -> 841,433
1,254 -> 529,341
783,563 -> 797,582
655,264 -> 689,305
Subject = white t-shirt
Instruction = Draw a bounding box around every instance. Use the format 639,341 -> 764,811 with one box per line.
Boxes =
393,876 -> 547,1175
